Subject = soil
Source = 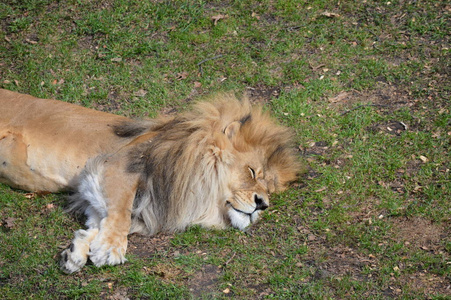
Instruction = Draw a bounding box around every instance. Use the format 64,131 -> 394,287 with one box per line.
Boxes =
187,264 -> 223,298
128,233 -> 173,259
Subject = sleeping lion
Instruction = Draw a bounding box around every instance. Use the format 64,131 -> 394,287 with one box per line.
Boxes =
0,89 -> 300,273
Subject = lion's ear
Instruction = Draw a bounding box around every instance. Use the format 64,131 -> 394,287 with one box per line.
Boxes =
224,121 -> 241,141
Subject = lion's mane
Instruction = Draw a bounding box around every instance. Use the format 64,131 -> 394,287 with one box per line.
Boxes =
71,94 -> 300,236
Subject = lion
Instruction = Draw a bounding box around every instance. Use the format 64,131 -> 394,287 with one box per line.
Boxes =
0,88 -> 301,273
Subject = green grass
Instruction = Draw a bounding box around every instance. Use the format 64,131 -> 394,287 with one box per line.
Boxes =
1,0 -> 450,299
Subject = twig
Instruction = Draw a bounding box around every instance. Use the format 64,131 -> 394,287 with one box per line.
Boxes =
340,104 -> 391,116
286,26 -> 301,31
368,29 -> 380,41
309,63 -> 326,71
223,252 -> 236,266
197,54 -> 224,75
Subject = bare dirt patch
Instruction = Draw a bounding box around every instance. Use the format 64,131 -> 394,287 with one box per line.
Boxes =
128,233 -> 173,259
305,244 -> 377,282
91,96 -> 124,113
367,120 -> 408,136
390,217 -> 451,296
187,264 -> 223,298
390,217 -> 449,253
246,85 -> 280,105
329,84 -> 412,113
400,272 -> 450,297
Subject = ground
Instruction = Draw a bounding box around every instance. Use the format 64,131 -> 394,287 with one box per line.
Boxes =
0,0 -> 450,299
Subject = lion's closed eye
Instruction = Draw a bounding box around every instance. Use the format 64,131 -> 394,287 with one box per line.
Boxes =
248,167 -> 256,179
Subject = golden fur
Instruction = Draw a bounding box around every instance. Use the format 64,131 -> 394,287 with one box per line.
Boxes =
0,89 -> 300,273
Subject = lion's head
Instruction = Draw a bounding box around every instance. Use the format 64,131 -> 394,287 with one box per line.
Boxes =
122,94 -> 301,235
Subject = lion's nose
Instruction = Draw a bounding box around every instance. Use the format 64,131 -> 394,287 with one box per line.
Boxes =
254,193 -> 269,211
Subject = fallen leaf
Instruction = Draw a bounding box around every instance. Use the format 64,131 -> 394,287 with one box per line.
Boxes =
25,38 -> 38,45
37,191 -> 51,197
321,11 -> 340,18
432,131 -> 441,138
211,14 -> 228,25
111,57 -> 122,62
329,91 -> 349,103
176,71 -> 189,80
419,155 -> 428,163
223,288 -> 230,294
315,187 -> 326,192
251,12 -> 260,20
24,193 -> 36,199
194,81 -> 202,88
134,89 -> 148,97
4,217 -> 16,229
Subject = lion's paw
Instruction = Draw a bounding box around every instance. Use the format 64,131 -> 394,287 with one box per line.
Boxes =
60,243 -> 88,274
88,235 -> 127,267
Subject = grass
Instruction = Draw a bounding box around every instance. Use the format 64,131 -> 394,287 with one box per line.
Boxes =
1,0 -> 450,299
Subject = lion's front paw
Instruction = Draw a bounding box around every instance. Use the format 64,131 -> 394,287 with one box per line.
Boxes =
60,243 -> 88,274
60,228 -> 98,274
88,233 -> 127,267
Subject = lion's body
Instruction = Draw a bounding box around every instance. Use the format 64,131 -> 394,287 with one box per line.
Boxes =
0,89 -> 300,273
0,89 -> 130,192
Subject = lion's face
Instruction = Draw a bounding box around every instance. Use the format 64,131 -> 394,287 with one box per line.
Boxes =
224,151 -> 275,230
210,114 -> 299,231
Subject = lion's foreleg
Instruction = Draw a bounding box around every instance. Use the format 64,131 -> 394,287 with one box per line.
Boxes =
85,163 -> 138,269
60,206 -> 133,273
60,155 -> 138,273
88,212 -> 131,267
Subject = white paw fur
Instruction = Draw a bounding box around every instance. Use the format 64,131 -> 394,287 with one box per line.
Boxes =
60,228 -> 98,274
88,233 -> 127,267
